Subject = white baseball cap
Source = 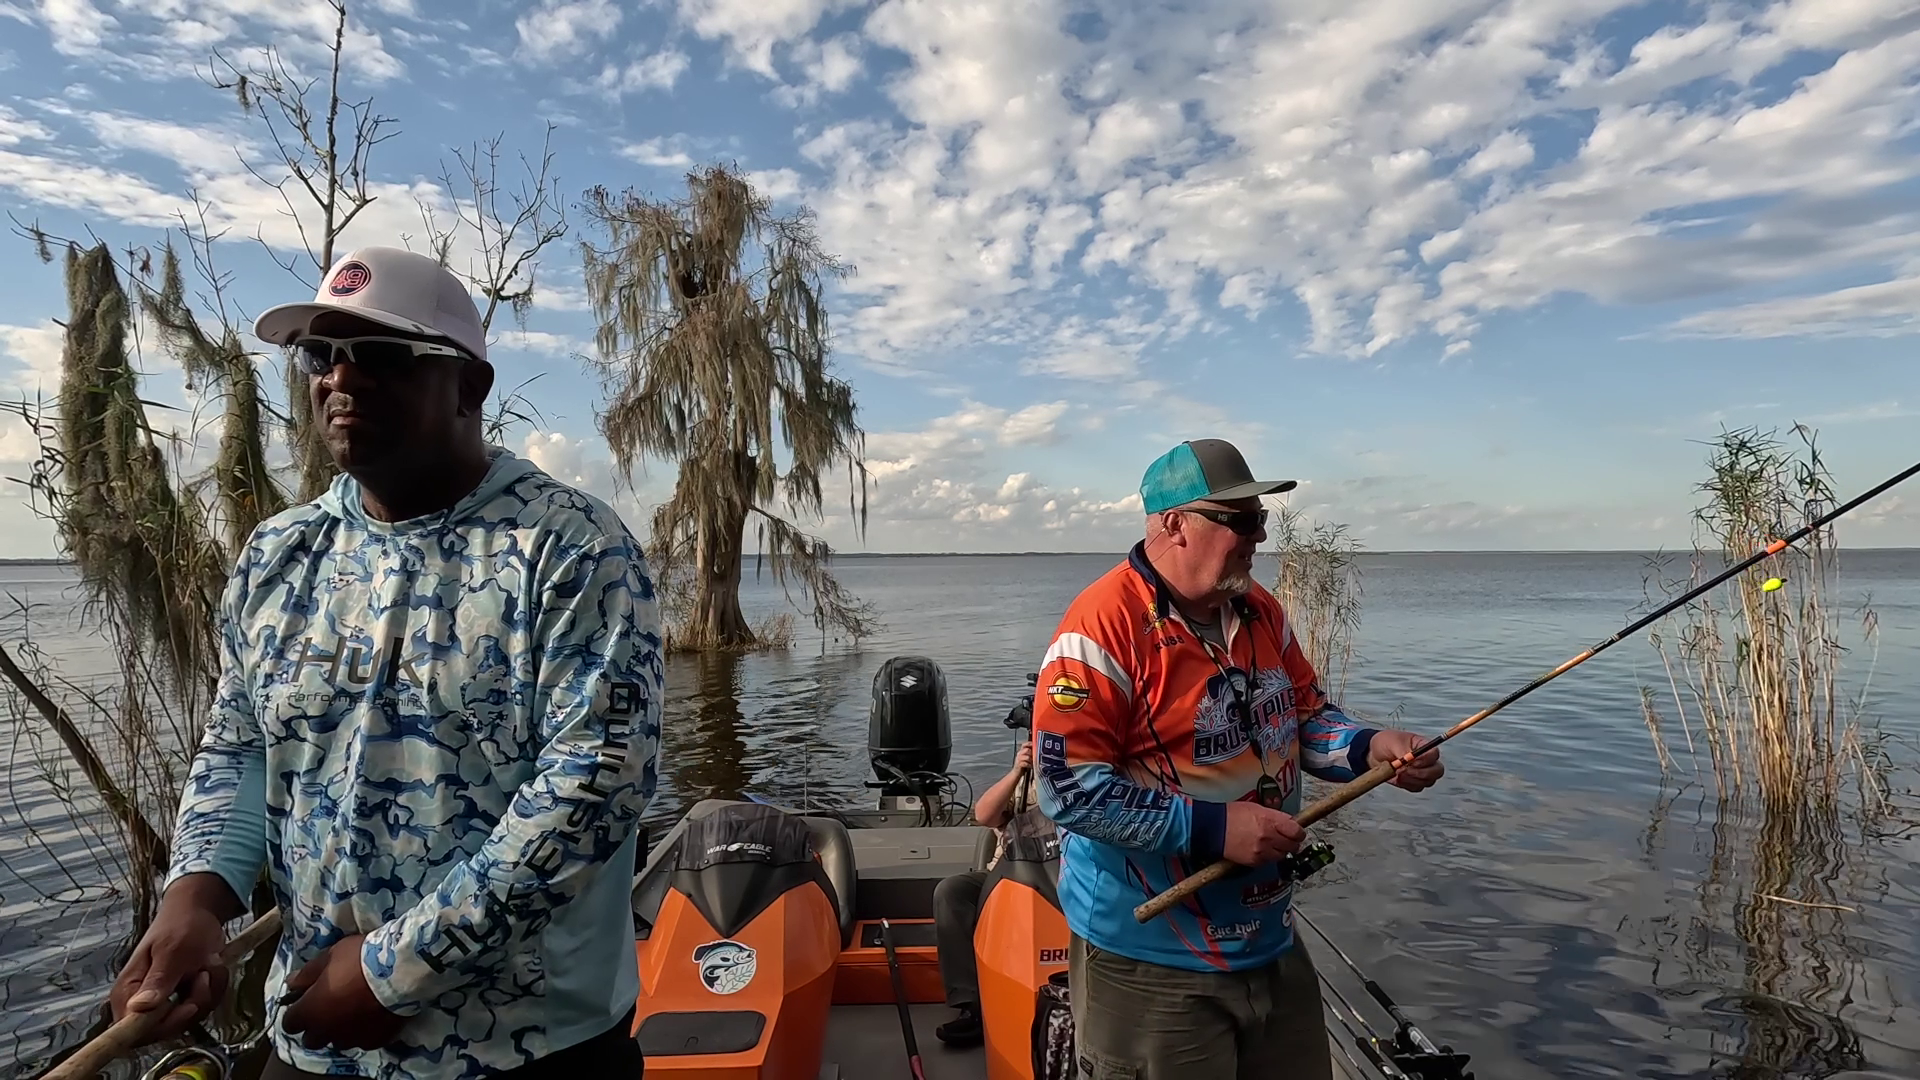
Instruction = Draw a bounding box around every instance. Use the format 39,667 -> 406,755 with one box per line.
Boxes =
253,246 -> 489,362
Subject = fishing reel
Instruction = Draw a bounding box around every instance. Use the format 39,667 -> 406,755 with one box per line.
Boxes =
1276,840 -> 1335,884
139,1046 -> 229,1080
1381,1033 -> 1474,1080
1003,671 -> 1037,731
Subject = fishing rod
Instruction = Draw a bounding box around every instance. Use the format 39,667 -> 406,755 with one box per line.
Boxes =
1298,909 -> 1472,1080
878,919 -> 928,1080
1315,961 -> 1413,1080
1008,671 -> 1037,815
1135,454 -> 1920,922
45,908 -> 283,1080
1325,1019 -> 1379,1080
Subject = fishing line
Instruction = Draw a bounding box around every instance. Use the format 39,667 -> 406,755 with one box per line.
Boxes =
1134,454 -> 1920,923
1296,908 -> 1474,1079
1326,1019 -> 1377,1080
1315,964 -> 1410,1080
1298,910 -> 1441,1056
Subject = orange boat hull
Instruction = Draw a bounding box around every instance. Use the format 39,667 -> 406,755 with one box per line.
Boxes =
632,883 -> 840,1078
974,877 -> 1070,1080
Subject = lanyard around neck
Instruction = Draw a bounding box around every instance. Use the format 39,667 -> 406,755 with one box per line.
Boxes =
1187,607 -> 1273,777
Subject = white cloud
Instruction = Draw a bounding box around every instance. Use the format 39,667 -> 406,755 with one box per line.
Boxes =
620,136 -> 695,169
493,329 -> 586,358
0,104 -> 52,146
36,0 -> 116,54
1802,400 -> 1919,425
1662,275 -> 1920,340
796,0 -> 1920,373
532,279 -> 591,313
864,399 -> 1072,464
748,167 -> 804,201
998,402 -> 1068,446
0,144 -> 185,226
677,0 -> 861,80
834,398 -> 1159,548
28,0 -> 409,80
1460,130 -> 1534,178
773,32 -> 864,107
0,409 -> 43,464
521,430 -> 611,495
0,323 -> 65,396
516,0 -> 622,63
590,49 -> 691,96
65,107 -> 252,173
0,106 -> 581,319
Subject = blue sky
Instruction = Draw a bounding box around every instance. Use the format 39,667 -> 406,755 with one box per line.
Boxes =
0,0 -> 1916,558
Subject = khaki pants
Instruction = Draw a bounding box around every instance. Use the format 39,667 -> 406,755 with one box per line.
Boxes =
934,869 -> 989,1008
1069,933 -> 1333,1080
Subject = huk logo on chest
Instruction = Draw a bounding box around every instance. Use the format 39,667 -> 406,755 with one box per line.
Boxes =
289,635 -> 428,692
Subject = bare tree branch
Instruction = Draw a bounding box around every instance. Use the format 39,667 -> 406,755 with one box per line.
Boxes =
418,122 -> 570,337
201,0 -> 397,501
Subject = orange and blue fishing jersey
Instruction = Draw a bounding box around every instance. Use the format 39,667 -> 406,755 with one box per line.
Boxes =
1031,543 -> 1378,972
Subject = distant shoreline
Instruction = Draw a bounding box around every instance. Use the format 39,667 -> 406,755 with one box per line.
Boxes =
7,547 -> 1919,566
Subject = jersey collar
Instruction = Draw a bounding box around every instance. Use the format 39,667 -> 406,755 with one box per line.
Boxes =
1126,540 -> 1257,628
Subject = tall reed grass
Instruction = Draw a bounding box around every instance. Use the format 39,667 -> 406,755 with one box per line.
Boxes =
1271,502 -> 1365,700
1638,424 -> 1888,814
1635,423 -> 1901,1077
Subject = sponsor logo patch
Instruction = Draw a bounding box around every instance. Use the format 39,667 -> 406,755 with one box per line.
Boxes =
1046,672 -> 1090,711
693,940 -> 757,994
1241,879 -> 1293,909
328,260 -> 372,297
1039,947 -> 1067,964
1203,918 -> 1262,944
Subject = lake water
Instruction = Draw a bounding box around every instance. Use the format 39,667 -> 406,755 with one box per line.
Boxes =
3,550 -> 1918,1079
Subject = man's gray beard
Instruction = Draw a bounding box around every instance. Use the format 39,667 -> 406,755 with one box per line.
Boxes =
1213,571 -> 1254,595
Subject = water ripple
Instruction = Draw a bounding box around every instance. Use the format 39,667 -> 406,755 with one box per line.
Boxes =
5,553 -> 1920,1079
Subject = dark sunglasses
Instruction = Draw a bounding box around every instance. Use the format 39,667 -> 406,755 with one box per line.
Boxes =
292,334 -> 469,378
1183,506 -> 1269,536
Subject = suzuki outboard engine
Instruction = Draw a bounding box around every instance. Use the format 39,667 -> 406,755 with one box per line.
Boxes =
868,655 -> 951,796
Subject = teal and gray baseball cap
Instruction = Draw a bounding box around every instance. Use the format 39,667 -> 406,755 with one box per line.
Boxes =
1139,439 -> 1297,515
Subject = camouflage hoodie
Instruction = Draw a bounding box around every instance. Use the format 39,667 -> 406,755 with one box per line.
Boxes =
165,446 -> 663,1077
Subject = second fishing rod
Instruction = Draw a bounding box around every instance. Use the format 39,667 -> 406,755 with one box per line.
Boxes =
1135,453 -> 1920,923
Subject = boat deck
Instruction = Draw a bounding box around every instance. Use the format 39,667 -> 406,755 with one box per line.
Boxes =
820,1004 -> 1359,1078
639,799 -> 1370,1080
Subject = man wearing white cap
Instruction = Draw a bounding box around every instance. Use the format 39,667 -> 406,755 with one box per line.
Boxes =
107,247 -> 663,1077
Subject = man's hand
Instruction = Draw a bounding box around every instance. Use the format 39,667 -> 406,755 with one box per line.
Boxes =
1221,800 -> 1305,866
1368,730 -> 1444,791
108,895 -> 231,1044
1011,742 -> 1033,774
280,935 -> 407,1052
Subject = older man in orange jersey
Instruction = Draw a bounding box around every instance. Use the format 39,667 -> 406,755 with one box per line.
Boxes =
1030,438 -> 1445,1080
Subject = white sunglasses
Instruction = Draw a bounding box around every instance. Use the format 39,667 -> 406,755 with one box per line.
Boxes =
291,334 -> 470,377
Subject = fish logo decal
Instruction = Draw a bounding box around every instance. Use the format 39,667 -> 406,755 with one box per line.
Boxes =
692,939 -> 758,995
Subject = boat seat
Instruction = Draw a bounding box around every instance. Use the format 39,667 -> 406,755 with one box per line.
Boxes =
800,814 -> 858,949
970,826 -> 997,872
632,799 -> 856,946
978,808 -> 1063,911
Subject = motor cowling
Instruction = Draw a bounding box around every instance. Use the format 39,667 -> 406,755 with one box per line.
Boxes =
868,655 -> 951,792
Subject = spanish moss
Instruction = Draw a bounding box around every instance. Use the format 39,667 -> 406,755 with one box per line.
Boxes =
580,164 -> 875,652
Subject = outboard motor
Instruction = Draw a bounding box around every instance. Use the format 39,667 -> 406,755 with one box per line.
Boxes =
868,656 -> 951,795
